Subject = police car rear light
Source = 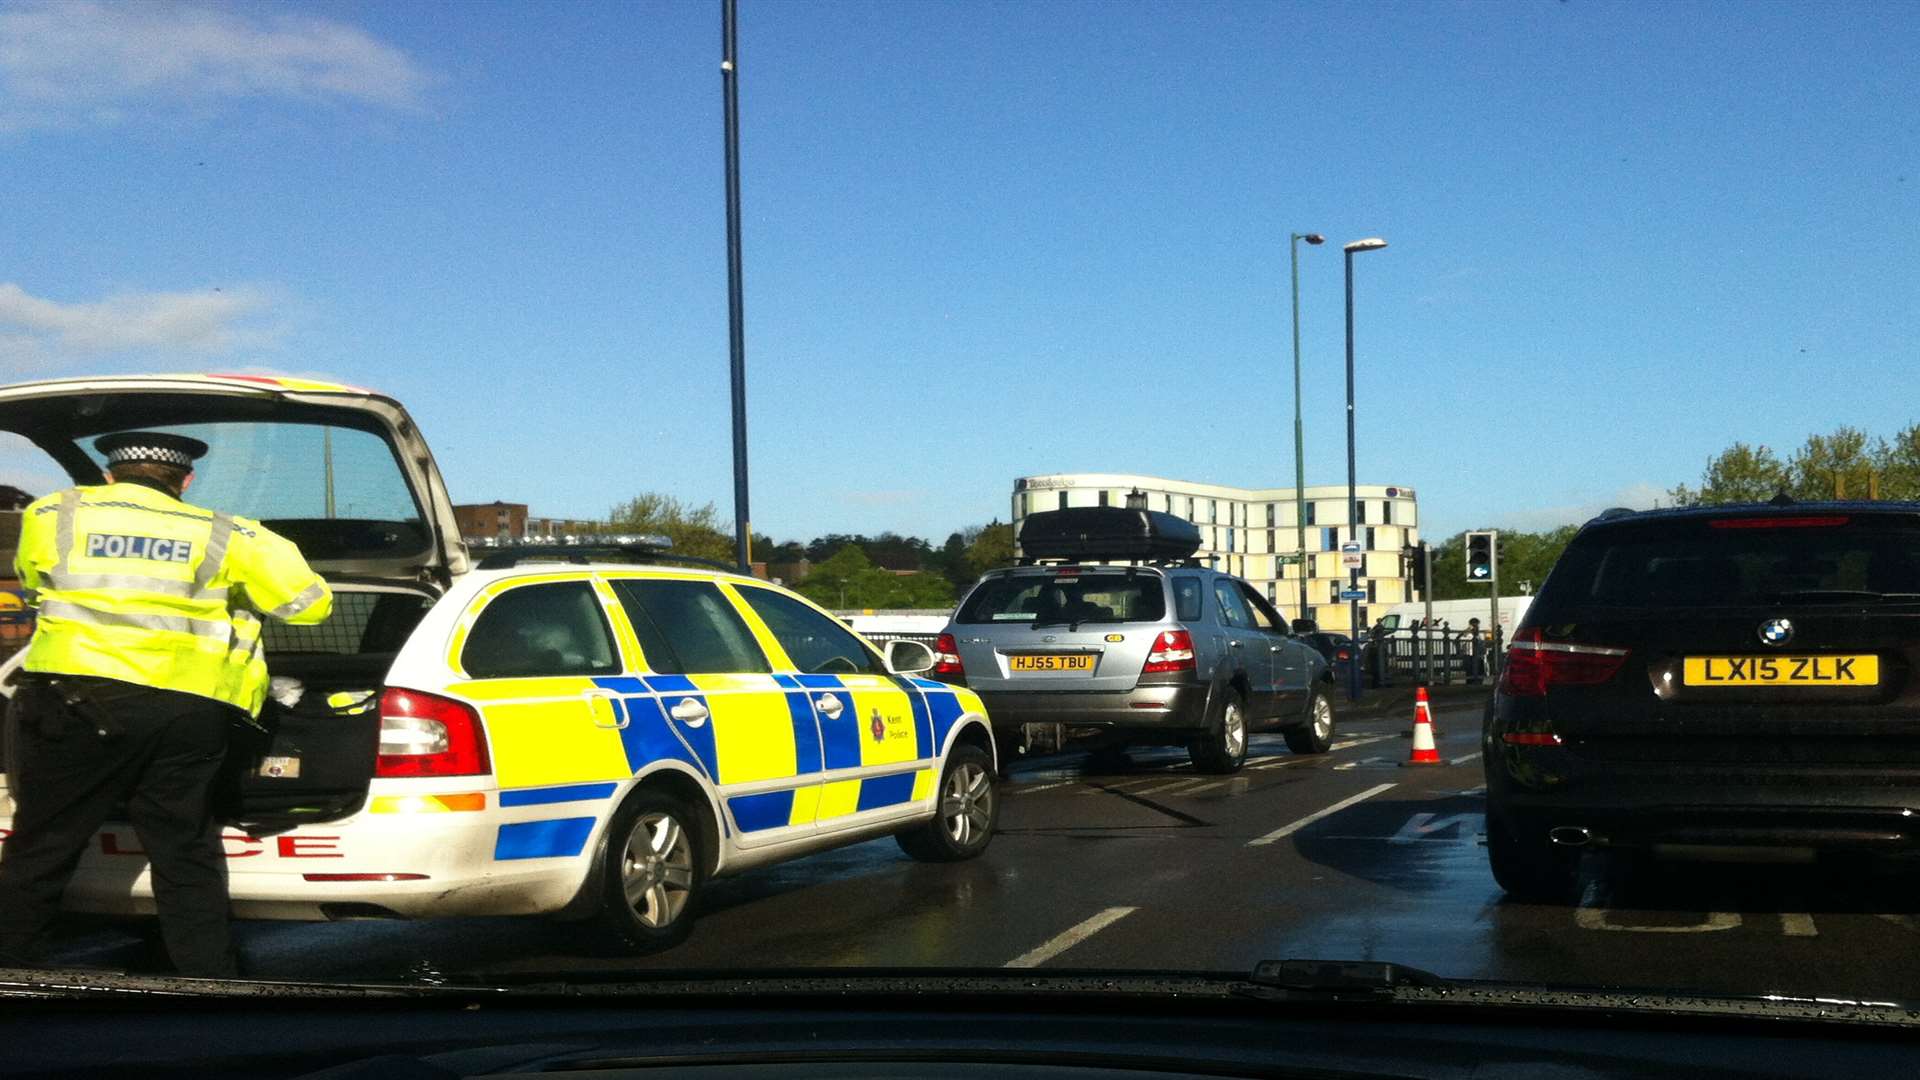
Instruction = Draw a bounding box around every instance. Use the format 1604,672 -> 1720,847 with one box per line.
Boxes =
933,633 -> 966,678
376,688 -> 490,778
1143,629 -> 1196,673
1500,629 -> 1630,697
302,873 -> 431,882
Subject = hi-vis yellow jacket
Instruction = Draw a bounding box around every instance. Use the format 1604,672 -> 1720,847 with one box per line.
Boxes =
13,481 -> 333,717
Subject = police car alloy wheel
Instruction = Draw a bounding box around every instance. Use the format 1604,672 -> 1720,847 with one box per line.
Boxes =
1284,688 -> 1336,755
593,790 -> 708,952
897,744 -> 998,862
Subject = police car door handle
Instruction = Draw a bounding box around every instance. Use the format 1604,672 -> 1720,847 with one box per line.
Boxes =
814,694 -> 844,718
669,698 -> 709,727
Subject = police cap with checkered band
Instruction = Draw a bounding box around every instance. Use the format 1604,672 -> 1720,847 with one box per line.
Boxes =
94,431 -> 210,470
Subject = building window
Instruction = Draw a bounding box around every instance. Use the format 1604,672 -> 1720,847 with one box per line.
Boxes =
1366,526 -> 1376,549
1368,579 -> 1378,603
1329,582 -> 1340,604
1356,501 -> 1368,524
1267,581 -> 1277,602
1227,528 -> 1236,553
1267,504 -> 1277,527
1321,526 -> 1338,551
1098,490 -> 1109,507
1267,528 -> 1277,553
1304,502 -> 1317,526
1382,500 -> 1393,525
1208,499 -> 1217,523
1185,496 -> 1195,519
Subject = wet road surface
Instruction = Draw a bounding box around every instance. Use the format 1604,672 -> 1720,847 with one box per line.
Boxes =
40,702 -> 1920,1000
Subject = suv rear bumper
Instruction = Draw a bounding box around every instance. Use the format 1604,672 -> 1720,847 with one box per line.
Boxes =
975,684 -> 1209,731
1488,749 -> 1920,852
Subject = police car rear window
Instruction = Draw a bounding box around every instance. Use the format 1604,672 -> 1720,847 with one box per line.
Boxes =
461,581 -> 620,678
1542,520 -> 1920,609
957,572 -> 1167,625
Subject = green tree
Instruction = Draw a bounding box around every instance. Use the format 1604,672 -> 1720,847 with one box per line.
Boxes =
1882,423 -> 1920,500
606,493 -> 733,562
1671,442 -> 1789,505
1787,426 -> 1883,501
796,544 -> 954,610
964,520 -> 1015,578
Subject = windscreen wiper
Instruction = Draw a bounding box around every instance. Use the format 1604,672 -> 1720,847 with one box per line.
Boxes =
1766,590 -> 1920,603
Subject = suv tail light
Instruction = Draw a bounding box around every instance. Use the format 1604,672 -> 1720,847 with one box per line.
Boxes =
1499,628 -> 1630,697
933,633 -> 966,680
376,688 -> 491,778
1143,629 -> 1197,674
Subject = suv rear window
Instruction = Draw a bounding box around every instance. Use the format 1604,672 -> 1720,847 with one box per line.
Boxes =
1542,516 -> 1920,609
957,571 -> 1167,625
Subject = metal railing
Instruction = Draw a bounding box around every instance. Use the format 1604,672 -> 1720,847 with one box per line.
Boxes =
1364,626 -> 1502,688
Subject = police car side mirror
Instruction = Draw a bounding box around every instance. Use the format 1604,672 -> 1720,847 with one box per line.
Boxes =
885,639 -> 937,676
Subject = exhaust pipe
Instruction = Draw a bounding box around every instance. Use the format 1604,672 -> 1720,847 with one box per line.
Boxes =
1548,826 -> 1593,848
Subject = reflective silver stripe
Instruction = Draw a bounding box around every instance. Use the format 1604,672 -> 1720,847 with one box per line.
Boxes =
266,580 -> 326,619
42,572 -> 226,600
193,512 -> 235,595
50,489 -> 79,577
36,600 -> 230,639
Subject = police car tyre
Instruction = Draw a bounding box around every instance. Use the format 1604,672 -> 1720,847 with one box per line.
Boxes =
1188,687 -> 1248,774
1486,805 -> 1580,904
590,788 -> 708,953
897,744 -> 998,862
1283,687 -> 1335,755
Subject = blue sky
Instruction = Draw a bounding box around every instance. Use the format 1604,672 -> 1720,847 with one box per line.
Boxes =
3,0 -> 1915,543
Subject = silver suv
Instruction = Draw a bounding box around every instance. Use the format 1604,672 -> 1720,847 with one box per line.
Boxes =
934,509 -> 1336,773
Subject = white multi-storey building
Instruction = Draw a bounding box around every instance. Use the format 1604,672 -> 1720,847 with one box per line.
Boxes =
1011,473 -> 1420,633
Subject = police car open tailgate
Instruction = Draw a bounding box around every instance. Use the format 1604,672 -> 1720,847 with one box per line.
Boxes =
0,373 -> 469,585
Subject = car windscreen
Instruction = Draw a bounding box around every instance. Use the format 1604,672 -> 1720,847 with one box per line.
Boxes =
1539,517 -> 1920,610
956,571 -> 1166,625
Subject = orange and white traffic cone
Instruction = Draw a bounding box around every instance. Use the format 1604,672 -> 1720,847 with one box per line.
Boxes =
1403,686 -> 1442,766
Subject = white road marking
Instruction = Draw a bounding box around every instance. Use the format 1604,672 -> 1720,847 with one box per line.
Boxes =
1331,734 -> 1395,751
1574,908 -> 1742,933
1132,777 -> 1215,797
1388,811 -> 1482,844
1333,756 -> 1388,771
1250,756 -> 1309,771
1247,783 -> 1397,847
1005,906 -> 1138,968
1448,751 -> 1482,766
1781,913 -> 1818,937
1014,781 -> 1074,794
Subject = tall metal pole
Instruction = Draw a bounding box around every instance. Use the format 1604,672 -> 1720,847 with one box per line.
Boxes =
1290,235 -> 1308,624
1422,540 -> 1435,686
722,0 -> 751,571
1343,247 -> 1360,702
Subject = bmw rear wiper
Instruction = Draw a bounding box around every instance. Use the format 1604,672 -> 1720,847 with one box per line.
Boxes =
1766,590 -> 1920,603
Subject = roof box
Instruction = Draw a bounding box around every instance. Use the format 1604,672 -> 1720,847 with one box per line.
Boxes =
1018,507 -> 1202,563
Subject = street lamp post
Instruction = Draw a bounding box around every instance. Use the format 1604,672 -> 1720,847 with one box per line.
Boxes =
1289,233 -> 1324,626
1342,237 -> 1387,702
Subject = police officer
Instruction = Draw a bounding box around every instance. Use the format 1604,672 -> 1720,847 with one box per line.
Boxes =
0,432 -> 332,977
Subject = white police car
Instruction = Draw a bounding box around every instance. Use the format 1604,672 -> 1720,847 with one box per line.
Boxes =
0,375 -> 998,951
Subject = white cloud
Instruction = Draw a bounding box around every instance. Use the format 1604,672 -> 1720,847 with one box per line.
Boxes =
1484,482 -> 1668,534
0,0 -> 432,133
0,282 -> 278,368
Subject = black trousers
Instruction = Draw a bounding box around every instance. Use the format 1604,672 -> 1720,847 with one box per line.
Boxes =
0,676 -> 239,978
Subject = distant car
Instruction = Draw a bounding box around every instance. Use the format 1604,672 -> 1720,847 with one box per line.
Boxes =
1484,501 -> 1920,901
936,507 -> 1337,774
1300,632 -> 1356,680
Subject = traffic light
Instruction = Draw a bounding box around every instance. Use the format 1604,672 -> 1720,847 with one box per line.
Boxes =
1465,530 -> 1496,583
1404,543 -> 1429,596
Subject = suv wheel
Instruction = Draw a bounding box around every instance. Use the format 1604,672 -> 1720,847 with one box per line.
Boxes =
1283,687 -> 1335,754
589,789 -> 707,953
1189,688 -> 1249,774
1486,805 -> 1580,903
898,744 -> 998,862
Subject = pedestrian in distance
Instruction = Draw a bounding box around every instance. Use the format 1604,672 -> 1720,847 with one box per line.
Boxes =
0,432 -> 333,978
1466,617 -> 1487,684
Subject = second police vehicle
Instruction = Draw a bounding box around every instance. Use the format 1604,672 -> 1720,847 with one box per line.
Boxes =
0,375 -> 998,952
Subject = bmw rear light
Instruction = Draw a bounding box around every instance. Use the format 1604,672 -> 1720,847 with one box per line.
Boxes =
1499,628 -> 1630,697
933,633 -> 966,680
376,688 -> 491,778
1143,629 -> 1197,674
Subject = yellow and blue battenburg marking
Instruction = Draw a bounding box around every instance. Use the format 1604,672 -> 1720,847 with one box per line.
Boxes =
476,671 -> 977,858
